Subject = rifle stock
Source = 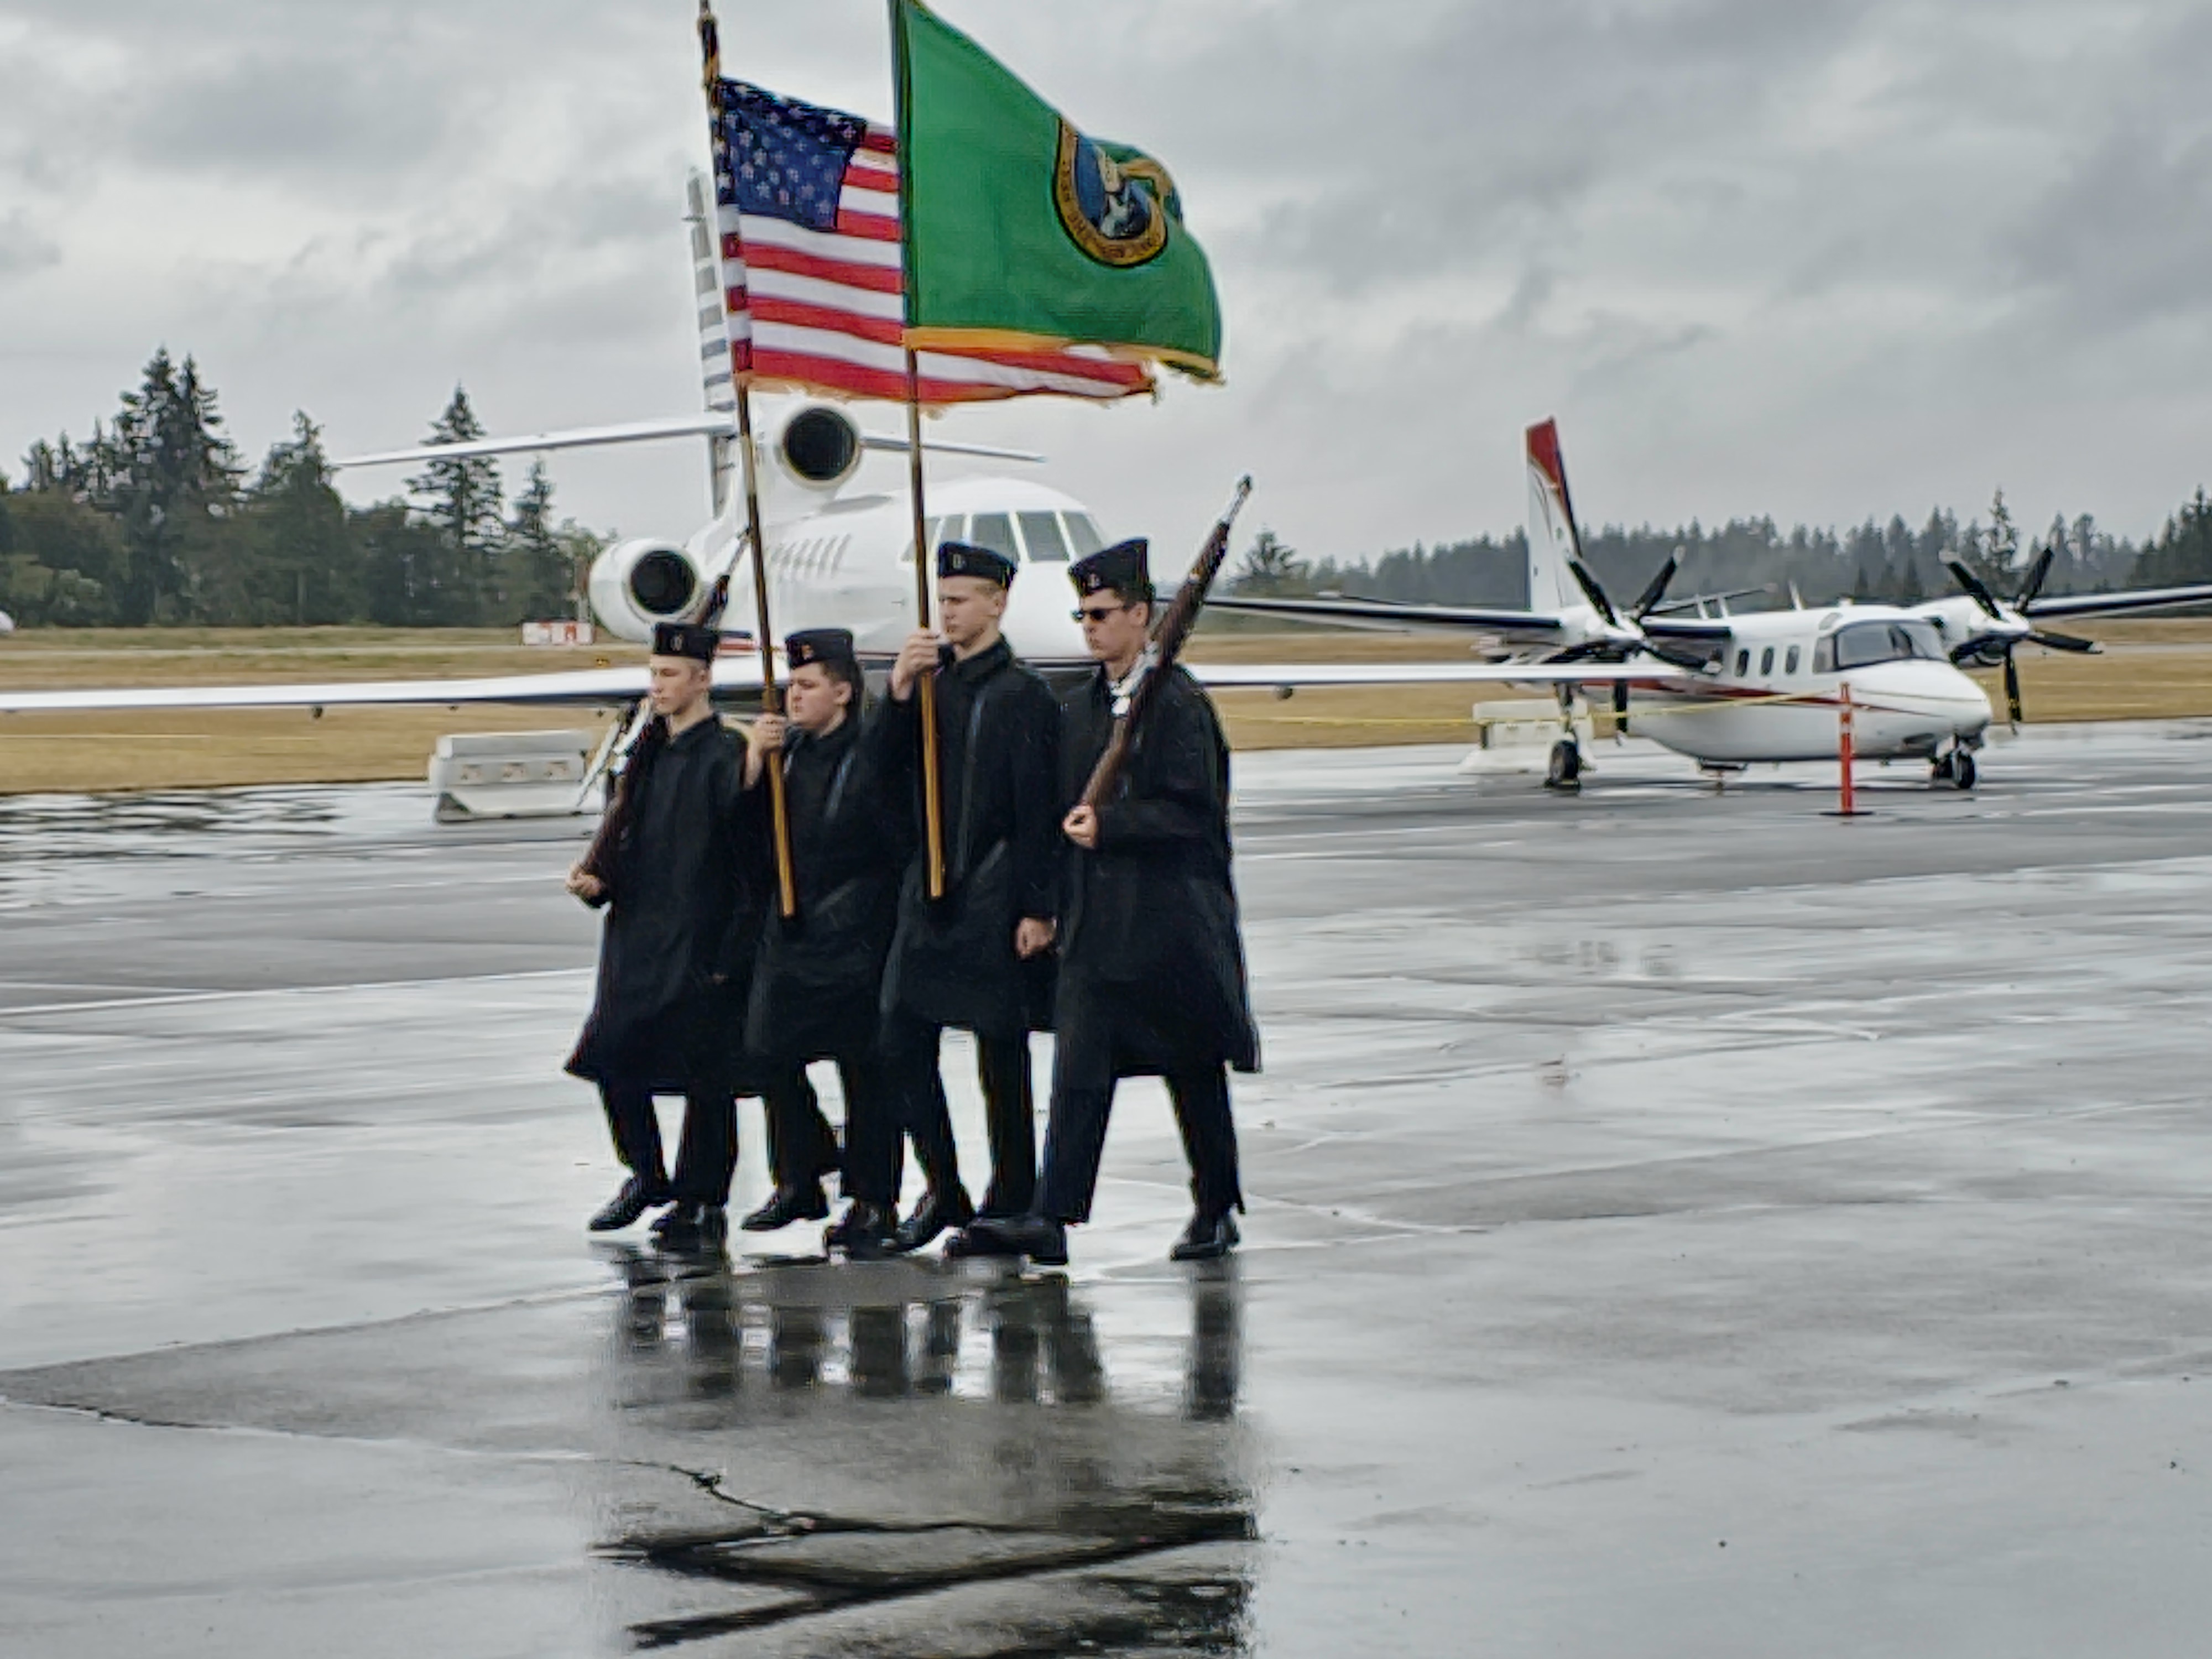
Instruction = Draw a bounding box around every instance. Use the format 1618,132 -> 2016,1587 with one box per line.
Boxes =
1081,476 -> 1253,811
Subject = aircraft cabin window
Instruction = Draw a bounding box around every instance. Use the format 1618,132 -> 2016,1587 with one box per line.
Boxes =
1734,648 -> 1750,676
1786,645 -> 1801,674
1063,513 -> 1106,557
968,513 -> 1019,561
1018,511 -> 1070,562
1760,646 -> 1775,676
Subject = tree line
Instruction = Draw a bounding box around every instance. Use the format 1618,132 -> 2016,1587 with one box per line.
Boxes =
1235,486 -> 2212,612
0,349 -> 602,628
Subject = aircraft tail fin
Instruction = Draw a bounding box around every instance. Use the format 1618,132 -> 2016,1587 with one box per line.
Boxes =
1525,418 -> 1584,615
687,170 -> 738,519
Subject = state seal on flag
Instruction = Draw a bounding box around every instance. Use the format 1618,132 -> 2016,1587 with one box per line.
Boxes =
1052,121 -> 1175,268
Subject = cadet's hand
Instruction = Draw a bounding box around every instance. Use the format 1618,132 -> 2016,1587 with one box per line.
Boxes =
889,629 -> 940,701
566,863 -> 606,902
1062,805 -> 1100,850
1015,917 -> 1057,959
745,714 -> 786,785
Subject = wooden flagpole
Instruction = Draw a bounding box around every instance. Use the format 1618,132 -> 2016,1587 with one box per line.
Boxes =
890,0 -> 946,899
904,348 -> 948,900
700,0 -> 798,920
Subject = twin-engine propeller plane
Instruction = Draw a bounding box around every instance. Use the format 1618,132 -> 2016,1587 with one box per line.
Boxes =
1209,420 -> 2212,791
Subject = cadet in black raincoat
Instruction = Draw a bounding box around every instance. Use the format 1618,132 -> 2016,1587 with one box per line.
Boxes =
953,540 -> 1258,1267
869,541 -> 1062,1250
565,621 -> 781,1248
737,628 -> 907,1248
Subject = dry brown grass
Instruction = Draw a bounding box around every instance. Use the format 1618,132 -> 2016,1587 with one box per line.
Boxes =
5,620 -> 2212,792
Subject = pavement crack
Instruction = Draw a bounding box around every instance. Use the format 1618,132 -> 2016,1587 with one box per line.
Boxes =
603,1494 -> 1255,1650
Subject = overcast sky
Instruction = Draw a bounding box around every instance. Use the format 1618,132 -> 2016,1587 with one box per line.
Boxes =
3,0 -> 2209,567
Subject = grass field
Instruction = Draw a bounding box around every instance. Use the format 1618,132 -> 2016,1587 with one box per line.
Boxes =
4,620 -> 2212,795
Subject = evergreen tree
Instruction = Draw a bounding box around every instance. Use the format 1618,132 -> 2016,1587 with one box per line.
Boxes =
1232,529 -> 1310,596
356,499 -> 455,626
404,387 -> 505,624
2129,489 -> 2212,589
233,414 -> 358,624
501,461 -> 577,623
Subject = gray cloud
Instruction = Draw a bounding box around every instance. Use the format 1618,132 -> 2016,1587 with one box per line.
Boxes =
2,0 -> 2210,557
0,210 -> 59,278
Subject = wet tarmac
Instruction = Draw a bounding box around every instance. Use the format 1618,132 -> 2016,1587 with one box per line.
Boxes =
6,725 -> 2212,1655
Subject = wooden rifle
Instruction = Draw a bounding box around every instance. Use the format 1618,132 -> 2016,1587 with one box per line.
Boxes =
573,565 -> 737,909
1080,477 -> 1254,811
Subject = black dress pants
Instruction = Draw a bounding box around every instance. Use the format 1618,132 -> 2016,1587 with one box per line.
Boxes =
762,1068 -> 841,1192
1035,999 -> 1242,1225
599,1082 -> 738,1207
878,1009 -> 1036,1216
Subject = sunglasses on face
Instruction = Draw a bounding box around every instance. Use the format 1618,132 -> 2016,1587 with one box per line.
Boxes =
1072,602 -> 1131,623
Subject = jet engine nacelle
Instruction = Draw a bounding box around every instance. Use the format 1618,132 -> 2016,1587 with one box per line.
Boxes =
764,404 -> 864,495
587,538 -> 703,643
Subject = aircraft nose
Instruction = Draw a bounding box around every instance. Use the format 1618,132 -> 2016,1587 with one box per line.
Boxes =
1004,562 -> 1087,664
1849,660 -> 1992,734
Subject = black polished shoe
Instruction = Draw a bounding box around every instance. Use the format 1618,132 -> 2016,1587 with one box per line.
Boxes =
742,1183 -> 831,1233
826,1201 -> 898,1260
588,1175 -> 670,1233
1168,1211 -> 1240,1262
948,1213 -> 1068,1266
890,1185 -> 975,1255
650,1201 -> 706,1245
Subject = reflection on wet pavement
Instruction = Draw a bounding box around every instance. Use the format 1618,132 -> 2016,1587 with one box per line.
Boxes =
596,1250 -> 1253,1653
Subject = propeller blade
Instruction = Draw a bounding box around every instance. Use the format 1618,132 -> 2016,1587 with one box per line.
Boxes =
1642,641 -> 1717,673
2028,628 -> 2098,654
1630,551 -> 1681,620
2015,545 -> 2055,609
1567,559 -> 1620,627
2003,651 -> 2023,726
1945,558 -> 2003,619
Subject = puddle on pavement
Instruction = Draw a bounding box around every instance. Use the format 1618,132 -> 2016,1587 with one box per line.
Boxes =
596,1248 -> 1256,1653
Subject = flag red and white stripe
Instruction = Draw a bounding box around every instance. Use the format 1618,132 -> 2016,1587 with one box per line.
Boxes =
719,126 -> 1154,406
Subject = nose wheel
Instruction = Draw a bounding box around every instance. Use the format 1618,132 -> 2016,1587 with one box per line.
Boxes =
1932,750 -> 1977,790
1545,738 -> 1583,791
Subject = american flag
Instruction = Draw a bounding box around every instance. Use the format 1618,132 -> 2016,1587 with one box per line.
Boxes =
710,78 -> 1154,405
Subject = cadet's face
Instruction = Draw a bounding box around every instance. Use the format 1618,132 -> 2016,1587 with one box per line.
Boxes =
937,576 -> 1008,648
785,662 -> 852,732
1081,593 -> 1152,667
648,656 -> 711,716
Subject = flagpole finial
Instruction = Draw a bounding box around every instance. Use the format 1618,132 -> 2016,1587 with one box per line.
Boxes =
697,0 -> 721,92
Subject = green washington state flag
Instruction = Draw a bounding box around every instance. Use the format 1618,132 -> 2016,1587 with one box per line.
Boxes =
891,0 -> 1224,382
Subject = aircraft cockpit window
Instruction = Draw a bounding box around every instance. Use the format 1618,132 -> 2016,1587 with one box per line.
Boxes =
1063,513 -> 1106,557
900,516 -> 948,566
1823,619 -> 1945,672
1018,511 -> 1070,562
968,513 -> 1019,561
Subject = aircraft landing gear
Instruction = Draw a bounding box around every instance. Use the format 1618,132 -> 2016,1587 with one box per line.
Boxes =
1545,738 -> 1583,791
1932,750 -> 1977,790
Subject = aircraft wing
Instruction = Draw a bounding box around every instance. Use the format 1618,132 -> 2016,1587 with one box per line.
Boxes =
2024,581 -> 2212,621
0,656 -> 768,714
1186,660 -> 1702,690
1203,593 -> 1569,647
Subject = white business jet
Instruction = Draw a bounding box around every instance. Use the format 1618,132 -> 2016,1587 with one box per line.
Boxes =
1208,420 -> 2212,790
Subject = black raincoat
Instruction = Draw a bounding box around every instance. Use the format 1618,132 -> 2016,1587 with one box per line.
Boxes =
870,638 -> 1061,1041
565,716 -> 769,1094
743,712 -> 905,1062
1055,662 -> 1260,1076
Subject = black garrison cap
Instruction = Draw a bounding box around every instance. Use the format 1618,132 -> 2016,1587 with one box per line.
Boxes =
937,540 -> 1017,587
650,620 -> 719,662
1070,538 -> 1152,601
785,627 -> 857,670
